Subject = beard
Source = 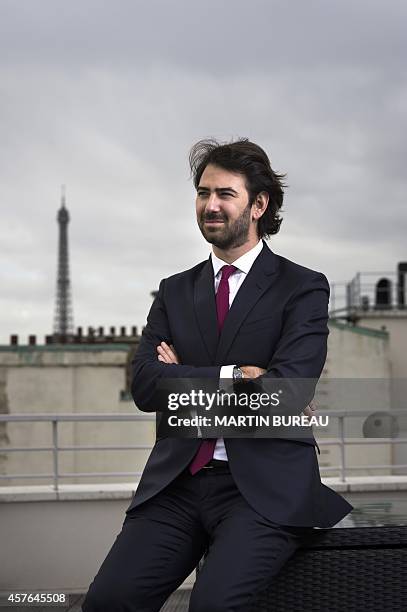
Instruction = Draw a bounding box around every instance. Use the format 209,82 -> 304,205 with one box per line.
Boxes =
198,204 -> 252,250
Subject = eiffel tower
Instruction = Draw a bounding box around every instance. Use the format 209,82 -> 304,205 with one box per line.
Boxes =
53,186 -> 74,338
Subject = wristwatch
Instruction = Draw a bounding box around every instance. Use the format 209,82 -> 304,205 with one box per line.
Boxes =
233,366 -> 244,381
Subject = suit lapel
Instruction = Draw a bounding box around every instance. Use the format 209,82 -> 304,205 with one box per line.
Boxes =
193,258 -> 219,363
215,242 -> 278,365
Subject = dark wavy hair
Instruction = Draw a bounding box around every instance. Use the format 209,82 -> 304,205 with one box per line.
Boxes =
189,138 -> 286,238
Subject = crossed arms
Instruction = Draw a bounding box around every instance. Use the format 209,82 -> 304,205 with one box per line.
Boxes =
131,271 -> 330,415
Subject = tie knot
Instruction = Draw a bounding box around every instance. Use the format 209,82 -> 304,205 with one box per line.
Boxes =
219,265 -> 237,282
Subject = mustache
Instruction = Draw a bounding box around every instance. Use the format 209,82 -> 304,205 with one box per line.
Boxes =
202,212 -> 227,222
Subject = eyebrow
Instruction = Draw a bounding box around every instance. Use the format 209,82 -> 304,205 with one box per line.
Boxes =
197,186 -> 239,195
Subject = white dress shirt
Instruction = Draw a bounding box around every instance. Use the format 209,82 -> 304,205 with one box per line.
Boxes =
211,240 -> 264,461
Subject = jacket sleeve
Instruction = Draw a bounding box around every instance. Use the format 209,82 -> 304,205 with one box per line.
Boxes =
131,278 -> 221,412
265,272 -> 330,379
256,272 -> 330,417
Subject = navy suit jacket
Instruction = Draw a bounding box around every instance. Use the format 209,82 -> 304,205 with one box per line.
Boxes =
126,241 -> 353,527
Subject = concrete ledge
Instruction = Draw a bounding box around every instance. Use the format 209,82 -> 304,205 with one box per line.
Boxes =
0,482 -> 137,502
325,475 -> 407,492
328,319 -> 389,338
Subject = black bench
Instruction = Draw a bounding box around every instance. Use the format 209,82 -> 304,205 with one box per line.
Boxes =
251,526 -> 407,611
197,526 -> 407,611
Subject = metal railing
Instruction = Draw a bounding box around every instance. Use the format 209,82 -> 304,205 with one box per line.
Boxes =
0,411 -> 407,489
0,413 -> 155,490
329,271 -> 406,317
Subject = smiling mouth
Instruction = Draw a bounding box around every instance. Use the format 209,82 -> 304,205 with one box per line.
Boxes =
204,219 -> 225,224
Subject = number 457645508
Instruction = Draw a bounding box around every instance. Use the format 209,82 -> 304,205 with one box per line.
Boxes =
7,592 -> 66,604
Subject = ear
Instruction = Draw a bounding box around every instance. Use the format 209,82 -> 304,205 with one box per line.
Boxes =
252,191 -> 269,220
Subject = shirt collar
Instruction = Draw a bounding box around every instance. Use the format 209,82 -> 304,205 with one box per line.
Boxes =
211,240 -> 264,277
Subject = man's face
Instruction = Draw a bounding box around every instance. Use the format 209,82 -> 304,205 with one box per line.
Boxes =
196,164 -> 254,250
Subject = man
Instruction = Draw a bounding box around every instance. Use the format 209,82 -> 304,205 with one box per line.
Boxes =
83,138 -> 353,612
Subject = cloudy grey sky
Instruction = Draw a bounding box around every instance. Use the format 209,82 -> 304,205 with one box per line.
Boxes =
1,0 -> 406,344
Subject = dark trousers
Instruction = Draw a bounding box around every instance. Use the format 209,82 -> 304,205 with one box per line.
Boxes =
82,463 -> 310,612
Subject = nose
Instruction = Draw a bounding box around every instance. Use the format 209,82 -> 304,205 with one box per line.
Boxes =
205,193 -> 221,213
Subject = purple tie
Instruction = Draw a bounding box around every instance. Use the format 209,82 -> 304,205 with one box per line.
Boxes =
189,264 -> 237,475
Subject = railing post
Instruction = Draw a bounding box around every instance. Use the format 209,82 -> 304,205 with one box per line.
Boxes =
52,419 -> 59,492
356,271 -> 361,308
338,415 -> 346,482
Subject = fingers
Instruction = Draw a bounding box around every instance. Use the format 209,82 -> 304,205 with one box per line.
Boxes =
157,343 -> 174,363
303,400 -> 317,417
240,365 -> 267,379
309,399 -> 316,412
156,341 -> 180,364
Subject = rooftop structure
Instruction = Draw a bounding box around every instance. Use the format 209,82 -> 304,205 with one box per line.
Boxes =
330,261 -> 407,323
8,325 -> 140,347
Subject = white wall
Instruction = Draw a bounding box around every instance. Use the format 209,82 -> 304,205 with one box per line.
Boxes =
0,345 -> 155,486
316,321 -> 392,476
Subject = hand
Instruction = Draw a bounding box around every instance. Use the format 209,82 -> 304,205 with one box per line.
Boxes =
239,365 -> 267,379
157,341 -> 180,364
240,366 -> 317,416
303,398 -> 317,417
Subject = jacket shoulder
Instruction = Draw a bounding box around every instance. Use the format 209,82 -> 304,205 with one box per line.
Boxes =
271,249 -> 329,286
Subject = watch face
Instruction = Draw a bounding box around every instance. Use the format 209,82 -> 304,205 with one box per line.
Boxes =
234,367 -> 243,379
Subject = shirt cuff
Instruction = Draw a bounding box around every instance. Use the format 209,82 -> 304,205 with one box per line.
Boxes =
219,365 -> 235,391
220,365 -> 235,379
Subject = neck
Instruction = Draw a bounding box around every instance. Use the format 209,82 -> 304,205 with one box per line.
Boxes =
212,236 -> 261,264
